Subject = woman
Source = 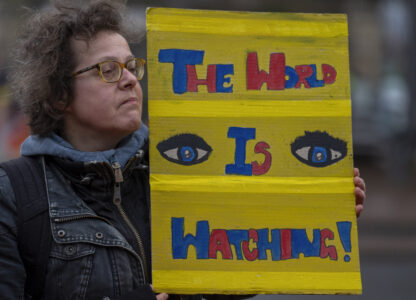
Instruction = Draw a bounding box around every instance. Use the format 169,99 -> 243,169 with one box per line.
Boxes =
0,1 -> 365,299
1,1 -> 167,299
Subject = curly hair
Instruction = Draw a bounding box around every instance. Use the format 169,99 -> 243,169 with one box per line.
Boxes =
10,0 -> 137,136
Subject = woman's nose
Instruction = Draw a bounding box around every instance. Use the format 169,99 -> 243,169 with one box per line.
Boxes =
118,67 -> 138,89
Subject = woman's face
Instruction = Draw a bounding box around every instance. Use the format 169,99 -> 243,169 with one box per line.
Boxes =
65,31 -> 143,151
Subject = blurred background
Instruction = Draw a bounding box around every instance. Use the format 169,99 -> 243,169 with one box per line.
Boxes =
1,0 -> 415,298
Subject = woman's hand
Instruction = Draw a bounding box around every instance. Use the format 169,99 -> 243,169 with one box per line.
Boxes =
156,293 -> 169,300
353,168 -> 366,218
150,285 -> 169,300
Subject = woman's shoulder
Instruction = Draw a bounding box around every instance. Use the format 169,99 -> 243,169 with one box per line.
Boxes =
0,156 -> 43,209
0,167 -> 14,197
0,165 -> 18,235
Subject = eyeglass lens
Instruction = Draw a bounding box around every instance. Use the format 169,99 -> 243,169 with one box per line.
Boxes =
99,59 -> 144,82
100,62 -> 121,82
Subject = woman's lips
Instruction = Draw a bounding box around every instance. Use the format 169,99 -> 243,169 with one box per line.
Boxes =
121,97 -> 138,106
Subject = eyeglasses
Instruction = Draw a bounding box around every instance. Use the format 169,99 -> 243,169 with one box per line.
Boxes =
72,58 -> 146,83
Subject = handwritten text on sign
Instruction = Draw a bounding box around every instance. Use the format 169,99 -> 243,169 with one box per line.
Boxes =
148,8 -> 361,295
159,50 -> 337,94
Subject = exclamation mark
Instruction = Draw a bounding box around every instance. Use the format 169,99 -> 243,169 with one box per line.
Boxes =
337,221 -> 352,262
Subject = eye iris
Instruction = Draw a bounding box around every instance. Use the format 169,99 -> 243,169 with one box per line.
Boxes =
180,146 -> 195,162
312,147 -> 327,163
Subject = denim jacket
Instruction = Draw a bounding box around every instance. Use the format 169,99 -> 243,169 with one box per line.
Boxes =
0,153 -> 155,300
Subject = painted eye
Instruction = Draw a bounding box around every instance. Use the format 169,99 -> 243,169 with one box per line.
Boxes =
156,133 -> 212,165
291,131 -> 347,167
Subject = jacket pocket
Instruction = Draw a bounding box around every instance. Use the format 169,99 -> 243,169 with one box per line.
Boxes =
44,243 -> 96,300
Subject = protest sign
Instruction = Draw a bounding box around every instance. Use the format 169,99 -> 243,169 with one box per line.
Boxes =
147,8 -> 361,294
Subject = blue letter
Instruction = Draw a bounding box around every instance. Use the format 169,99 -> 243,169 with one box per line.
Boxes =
171,217 -> 209,259
225,127 -> 255,175
291,229 -> 321,258
257,229 -> 281,260
158,49 -> 205,94
227,230 -> 249,260
216,64 -> 234,93
285,66 -> 298,89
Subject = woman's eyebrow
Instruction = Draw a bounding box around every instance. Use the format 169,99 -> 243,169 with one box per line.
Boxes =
97,54 -> 135,62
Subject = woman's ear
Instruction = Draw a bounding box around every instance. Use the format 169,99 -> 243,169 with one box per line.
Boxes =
54,100 -> 70,112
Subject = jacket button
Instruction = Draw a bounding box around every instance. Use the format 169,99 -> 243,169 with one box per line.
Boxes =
57,230 -> 66,238
96,232 -> 104,239
64,245 -> 76,255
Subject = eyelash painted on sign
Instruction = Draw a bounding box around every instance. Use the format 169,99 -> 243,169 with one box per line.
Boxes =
156,133 -> 213,166
290,131 -> 347,167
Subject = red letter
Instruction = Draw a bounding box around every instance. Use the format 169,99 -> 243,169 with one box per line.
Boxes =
322,64 -> 337,85
320,229 -> 337,260
295,65 -> 313,88
209,229 -> 232,259
246,52 -> 286,90
242,229 -> 259,261
187,64 -> 217,92
280,229 -> 292,259
252,142 -> 272,175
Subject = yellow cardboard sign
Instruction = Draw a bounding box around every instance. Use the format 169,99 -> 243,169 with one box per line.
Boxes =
147,8 -> 361,295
